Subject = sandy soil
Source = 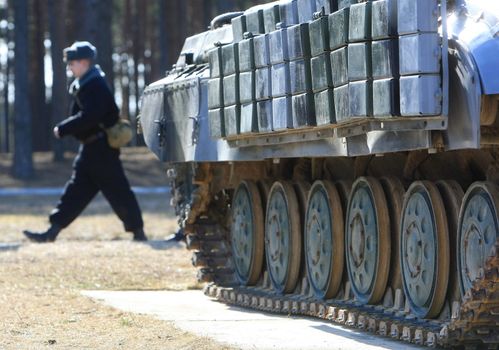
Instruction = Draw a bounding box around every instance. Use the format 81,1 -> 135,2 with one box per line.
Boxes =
0,149 -> 235,350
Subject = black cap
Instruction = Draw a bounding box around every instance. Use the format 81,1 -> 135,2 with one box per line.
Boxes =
63,41 -> 97,62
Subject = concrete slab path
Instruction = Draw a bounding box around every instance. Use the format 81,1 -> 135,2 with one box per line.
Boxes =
83,290 -> 423,350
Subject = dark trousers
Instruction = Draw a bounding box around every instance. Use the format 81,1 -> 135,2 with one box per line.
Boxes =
49,138 -> 143,232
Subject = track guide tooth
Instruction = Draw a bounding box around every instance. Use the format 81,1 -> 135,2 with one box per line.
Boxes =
357,314 -> 367,330
282,300 -> 291,314
414,329 -> 425,345
326,306 -> 337,321
401,326 -> 414,342
194,206 -> 498,348
390,324 -> 402,339
317,304 -> 326,319
425,332 -> 438,348
274,299 -> 282,312
346,312 -> 358,327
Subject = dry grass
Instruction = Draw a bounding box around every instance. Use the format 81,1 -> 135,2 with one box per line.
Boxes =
0,149 -> 234,350
0,194 -> 178,243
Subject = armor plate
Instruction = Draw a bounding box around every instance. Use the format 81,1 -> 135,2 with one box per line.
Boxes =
400,74 -> 442,116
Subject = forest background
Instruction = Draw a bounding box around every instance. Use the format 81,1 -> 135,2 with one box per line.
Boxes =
0,0 -> 269,179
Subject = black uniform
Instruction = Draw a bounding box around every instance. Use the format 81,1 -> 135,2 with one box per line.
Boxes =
49,66 -> 143,232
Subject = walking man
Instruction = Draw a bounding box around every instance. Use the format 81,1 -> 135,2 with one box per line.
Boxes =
23,41 -> 147,242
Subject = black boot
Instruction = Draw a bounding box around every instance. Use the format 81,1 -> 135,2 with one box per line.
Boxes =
132,228 -> 148,242
23,224 -> 61,243
165,228 -> 185,242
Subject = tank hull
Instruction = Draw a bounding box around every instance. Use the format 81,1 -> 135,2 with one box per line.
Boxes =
140,0 -> 499,347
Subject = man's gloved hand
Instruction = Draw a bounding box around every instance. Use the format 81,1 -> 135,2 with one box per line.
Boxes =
53,126 -> 60,139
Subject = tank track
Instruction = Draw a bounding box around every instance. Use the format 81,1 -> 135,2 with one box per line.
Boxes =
189,209 -> 498,349
185,219 -> 235,286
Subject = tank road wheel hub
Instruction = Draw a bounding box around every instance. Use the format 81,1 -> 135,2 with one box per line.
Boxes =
458,182 -> 499,296
346,177 -> 390,304
401,181 -> 449,319
305,181 -> 344,299
231,181 -> 264,286
265,181 -> 301,294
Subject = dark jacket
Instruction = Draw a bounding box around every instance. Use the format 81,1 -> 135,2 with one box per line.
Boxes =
57,66 -> 119,141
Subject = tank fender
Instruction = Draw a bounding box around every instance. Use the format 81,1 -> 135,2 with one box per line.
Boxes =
449,2 -> 499,95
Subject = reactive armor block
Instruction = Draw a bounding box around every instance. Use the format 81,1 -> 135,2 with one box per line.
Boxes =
329,7 -> 349,50
224,104 -> 241,136
371,0 -> 398,39
273,95 -> 293,129
314,88 -> 335,125
269,29 -> 289,64
256,67 -> 272,101
290,59 -> 312,94
292,92 -> 316,127
315,0 -> 334,14
373,78 -> 400,117
208,46 -> 223,78
287,23 -> 311,61
311,53 -> 333,92
254,34 -> 271,68
246,8 -> 265,35
238,36 -> 256,72
257,99 -> 273,132
271,62 -> 291,96
223,74 -> 240,106
264,4 -> 281,33
239,71 -> 256,104
400,74 -> 442,116
297,0 -> 317,23
279,0 -> 299,28
208,108 -> 225,138
240,102 -> 258,133
208,78 -> 223,109
334,83 -> 349,122
231,15 -> 247,43
399,33 -> 441,75
348,2 -> 372,42
309,16 -> 330,56
330,46 -> 348,87
397,0 -> 439,35
371,39 -> 399,79
349,80 -> 373,117
348,42 -> 372,81
338,0 -> 356,10
222,43 -> 239,76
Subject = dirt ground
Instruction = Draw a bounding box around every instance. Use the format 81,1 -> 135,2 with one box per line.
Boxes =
0,149 -> 234,349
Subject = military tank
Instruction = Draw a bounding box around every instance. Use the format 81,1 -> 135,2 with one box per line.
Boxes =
139,0 -> 499,347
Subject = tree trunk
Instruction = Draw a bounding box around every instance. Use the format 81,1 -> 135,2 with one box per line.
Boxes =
29,0 -> 48,151
0,5 -> 11,153
165,1 -> 184,66
120,0 -> 132,121
48,0 -> 67,162
131,0 -> 144,145
204,0 -> 214,30
12,0 -> 34,179
216,0 -> 235,13
188,0 -> 205,35
94,0 -> 114,90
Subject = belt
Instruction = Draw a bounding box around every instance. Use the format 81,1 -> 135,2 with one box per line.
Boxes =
82,131 -> 106,145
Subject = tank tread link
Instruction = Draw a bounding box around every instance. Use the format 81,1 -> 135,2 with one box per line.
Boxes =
182,178 -> 499,348
203,240 -> 498,348
139,0 -> 499,348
